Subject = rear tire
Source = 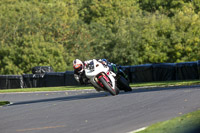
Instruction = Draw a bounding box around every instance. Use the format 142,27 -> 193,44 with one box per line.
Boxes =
99,77 -> 116,96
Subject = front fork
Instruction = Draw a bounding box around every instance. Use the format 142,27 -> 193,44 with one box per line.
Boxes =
95,73 -> 111,88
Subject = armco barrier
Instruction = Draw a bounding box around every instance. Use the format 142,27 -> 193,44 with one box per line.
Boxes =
152,63 -> 176,81
130,64 -> 153,83
22,71 -> 79,88
65,71 -> 80,86
1,61 -> 200,89
198,60 -> 200,79
176,61 -> 199,80
0,75 -> 23,89
23,74 -> 45,88
0,76 -> 7,89
44,72 -> 65,87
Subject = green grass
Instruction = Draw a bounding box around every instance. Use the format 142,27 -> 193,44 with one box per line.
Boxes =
0,80 -> 200,93
135,109 -> 200,133
130,80 -> 200,87
0,101 -> 10,106
0,86 -> 94,93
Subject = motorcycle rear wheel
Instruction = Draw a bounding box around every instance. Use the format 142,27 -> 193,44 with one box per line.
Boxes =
99,77 -> 117,96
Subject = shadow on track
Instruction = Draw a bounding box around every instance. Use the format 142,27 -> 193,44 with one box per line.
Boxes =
9,85 -> 200,106
9,92 -> 109,106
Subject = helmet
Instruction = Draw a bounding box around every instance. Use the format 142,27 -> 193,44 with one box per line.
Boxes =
100,59 -> 108,65
73,59 -> 84,72
101,59 -> 107,62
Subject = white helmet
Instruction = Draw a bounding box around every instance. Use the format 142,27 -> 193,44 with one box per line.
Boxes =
73,59 -> 84,72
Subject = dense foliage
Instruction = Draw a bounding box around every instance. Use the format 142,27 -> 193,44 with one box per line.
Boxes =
0,0 -> 200,74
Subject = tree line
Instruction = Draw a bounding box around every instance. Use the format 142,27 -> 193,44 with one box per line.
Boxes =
0,0 -> 200,74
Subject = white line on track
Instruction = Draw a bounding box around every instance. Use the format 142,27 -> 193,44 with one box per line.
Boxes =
127,127 -> 147,133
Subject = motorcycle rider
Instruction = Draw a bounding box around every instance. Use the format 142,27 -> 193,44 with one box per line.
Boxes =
73,58 -> 132,92
73,59 -> 107,85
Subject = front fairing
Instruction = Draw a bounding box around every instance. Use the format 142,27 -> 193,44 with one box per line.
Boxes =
85,59 -> 116,91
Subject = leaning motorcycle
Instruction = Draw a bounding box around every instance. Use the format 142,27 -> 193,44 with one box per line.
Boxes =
85,59 -> 119,96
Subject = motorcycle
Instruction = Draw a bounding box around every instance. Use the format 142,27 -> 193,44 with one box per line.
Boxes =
85,59 -> 119,96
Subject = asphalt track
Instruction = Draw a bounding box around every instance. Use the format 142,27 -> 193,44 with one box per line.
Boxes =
0,85 -> 200,133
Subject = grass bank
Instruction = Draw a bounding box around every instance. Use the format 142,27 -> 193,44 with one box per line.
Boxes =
0,80 -> 200,93
0,101 -> 10,106
134,109 -> 200,133
0,86 -> 94,93
130,80 -> 200,87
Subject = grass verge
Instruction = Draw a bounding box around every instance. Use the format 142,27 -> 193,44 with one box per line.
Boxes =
0,86 -> 94,93
130,80 -> 200,87
134,109 -> 200,133
0,80 -> 200,93
0,101 -> 10,106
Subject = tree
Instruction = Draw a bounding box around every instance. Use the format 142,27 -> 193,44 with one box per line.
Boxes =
0,34 -> 66,74
79,0 -> 140,29
169,3 -> 200,62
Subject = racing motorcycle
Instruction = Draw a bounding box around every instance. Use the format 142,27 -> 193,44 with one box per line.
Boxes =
85,59 -> 119,96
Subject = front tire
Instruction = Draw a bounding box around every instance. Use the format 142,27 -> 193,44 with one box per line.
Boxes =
99,77 -> 117,96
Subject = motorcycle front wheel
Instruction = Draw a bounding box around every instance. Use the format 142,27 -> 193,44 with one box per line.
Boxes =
99,77 -> 117,96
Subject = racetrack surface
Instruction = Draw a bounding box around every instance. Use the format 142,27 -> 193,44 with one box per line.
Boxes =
0,86 -> 200,133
